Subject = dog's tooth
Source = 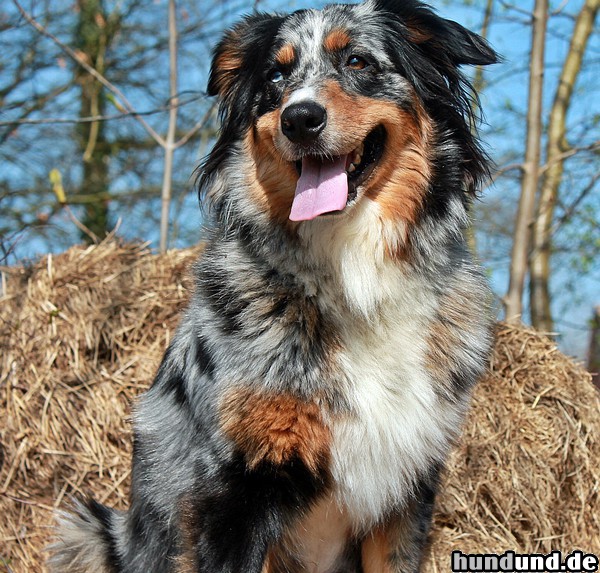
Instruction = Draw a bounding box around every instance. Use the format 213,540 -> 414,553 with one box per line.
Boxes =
348,163 -> 356,173
357,142 -> 364,156
353,152 -> 362,165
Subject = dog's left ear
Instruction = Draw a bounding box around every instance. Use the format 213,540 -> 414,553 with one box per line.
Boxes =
375,0 -> 498,67
421,17 -> 498,67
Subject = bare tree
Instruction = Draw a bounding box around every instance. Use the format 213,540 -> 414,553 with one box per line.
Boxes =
529,0 -> 599,332
6,0 -> 227,257
505,0 -> 548,323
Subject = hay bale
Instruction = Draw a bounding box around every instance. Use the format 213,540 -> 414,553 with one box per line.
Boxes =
1,241 -> 197,572
1,241 -> 598,572
425,325 -> 600,570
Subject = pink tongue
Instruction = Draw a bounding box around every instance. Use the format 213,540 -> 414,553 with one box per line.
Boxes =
289,155 -> 349,221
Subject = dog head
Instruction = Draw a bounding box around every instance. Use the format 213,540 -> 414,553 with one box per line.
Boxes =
201,0 -> 497,230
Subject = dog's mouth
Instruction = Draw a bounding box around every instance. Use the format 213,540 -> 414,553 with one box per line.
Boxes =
289,126 -> 386,221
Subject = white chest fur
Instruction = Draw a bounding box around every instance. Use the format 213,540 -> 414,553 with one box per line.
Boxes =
300,200 -> 466,529
329,306 -> 463,529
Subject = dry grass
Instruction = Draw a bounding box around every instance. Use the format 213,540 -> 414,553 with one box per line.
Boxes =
425,324 -> 600,569
0,241 -> 198,572
1,241 -> 598,573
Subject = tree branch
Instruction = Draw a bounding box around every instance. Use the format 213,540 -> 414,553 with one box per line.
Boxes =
0,93 -> 207,127
174,101 -> 217,149
12,0 -> 166,147
159,0 -> 179,253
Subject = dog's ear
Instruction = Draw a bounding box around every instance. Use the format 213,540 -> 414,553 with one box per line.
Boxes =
374,0 -> 498,67
417,17 -> 498,67
208,13 -> 284,98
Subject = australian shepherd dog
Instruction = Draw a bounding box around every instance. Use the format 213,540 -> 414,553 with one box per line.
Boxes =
50,1 -> 498,571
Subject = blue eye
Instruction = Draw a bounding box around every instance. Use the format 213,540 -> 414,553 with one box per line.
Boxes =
269,69 -> 284,83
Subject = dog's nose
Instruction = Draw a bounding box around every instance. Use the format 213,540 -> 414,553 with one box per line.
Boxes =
281,102 -> 327,144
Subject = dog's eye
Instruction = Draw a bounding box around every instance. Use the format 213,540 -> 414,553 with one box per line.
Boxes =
268,69 -> 285,84
346,55 -> 369,70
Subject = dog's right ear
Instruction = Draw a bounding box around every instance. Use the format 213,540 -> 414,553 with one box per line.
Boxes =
207,25 -> 244,98
207,14 -> 284,98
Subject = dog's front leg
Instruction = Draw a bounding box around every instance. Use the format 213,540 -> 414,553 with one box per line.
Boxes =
361,475 -> 438,573
176,389 -> 332,573
174,460 -> 286,573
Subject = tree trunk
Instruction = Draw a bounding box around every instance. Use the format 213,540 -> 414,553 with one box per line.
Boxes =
76,0 -> 110,242
529,0 -> 599,332
505,0 -> 548,323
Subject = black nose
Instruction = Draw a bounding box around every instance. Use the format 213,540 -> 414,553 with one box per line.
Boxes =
281,102 -> 327,144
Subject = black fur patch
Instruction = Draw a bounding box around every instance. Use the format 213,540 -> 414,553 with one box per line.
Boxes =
183,453 -> 329,573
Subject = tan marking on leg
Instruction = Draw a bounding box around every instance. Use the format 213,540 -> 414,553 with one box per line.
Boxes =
220,388 -> 331,473
263,546 -> 304,573
288,495 -> 350,571
174,498 -> 198,573
362,496 -> 435,572
362,525 -> 393,573
264,495 -> 350,572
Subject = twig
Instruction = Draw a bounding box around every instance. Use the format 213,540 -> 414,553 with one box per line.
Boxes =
551,0 -> 571,16
553,173 -> 600,233
174,100 -> 217,149
498,0 -> 535,19
0,93 -> 206,127
539,140 -> 600,175
485,140 -> 600,189
63,204 -> 99,244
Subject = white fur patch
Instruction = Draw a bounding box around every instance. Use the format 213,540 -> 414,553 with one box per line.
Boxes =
47,502 -> 113,573
300,200 -> 466,529
286,86 -> 319,107
289,10 -> 327,65
329,320 -> 463,528
299,199 -> 405,318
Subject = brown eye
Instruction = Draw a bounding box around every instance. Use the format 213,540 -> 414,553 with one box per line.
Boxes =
346,55 -> 368,70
